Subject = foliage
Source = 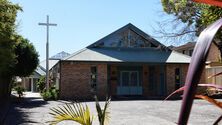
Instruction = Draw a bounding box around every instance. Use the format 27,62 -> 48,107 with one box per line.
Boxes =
14,86 -> 25,98
41,86 -> 59,101
160,0 -> 222,41
37,76 -> 45,93
0,0 -> 22,75
49,96 -> 111,125
13,35 -> 39,77
0,0 -> 39,101
95,96 -> 111,125
0,0 -> 22,37
49,102 -> 93,125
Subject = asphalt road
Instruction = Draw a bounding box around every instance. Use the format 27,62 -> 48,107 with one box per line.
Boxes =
5,92 -> 222,125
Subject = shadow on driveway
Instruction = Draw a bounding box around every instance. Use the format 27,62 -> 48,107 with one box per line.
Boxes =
5,95 -> 48,125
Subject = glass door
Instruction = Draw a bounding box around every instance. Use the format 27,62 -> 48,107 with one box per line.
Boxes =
117,71 -> 142,95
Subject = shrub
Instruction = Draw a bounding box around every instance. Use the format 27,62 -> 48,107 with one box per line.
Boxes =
41,86 -> 59,101
37,76 -> 45,93
14,86 -> 25,98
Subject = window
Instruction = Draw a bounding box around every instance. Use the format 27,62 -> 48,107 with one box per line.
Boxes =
90,66 -> 97,91
121,72 -> 130,86
120,71 -> 139,86
130,72 -> 138,86
189,49 -> 193,56
182,50 -> 186,54
175,68 -> 181,90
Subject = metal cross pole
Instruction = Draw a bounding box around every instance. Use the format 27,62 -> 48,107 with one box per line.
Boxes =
38,15 -> 57,90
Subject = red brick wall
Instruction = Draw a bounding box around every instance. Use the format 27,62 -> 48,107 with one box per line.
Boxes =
142,65 -> 149,97
22,78 -> 31,91
109,65 -> 118,96
166,64 -> 206,95
60,61 -> 107,100
59,62 -> 206,99
97,64 -> 108,98
207,42 -> 221,62
166,64 -> 189,95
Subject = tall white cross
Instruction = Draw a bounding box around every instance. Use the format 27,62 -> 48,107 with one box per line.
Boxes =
38,15 -> 57,90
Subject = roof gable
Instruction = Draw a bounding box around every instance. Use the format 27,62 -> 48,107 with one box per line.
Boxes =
50,51 -> 70,60
40,51 -> 70,70
64,23 -> 191,63
88,23 -> 169,51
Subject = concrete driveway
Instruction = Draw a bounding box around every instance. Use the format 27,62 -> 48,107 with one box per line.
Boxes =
5,92 -> 222,125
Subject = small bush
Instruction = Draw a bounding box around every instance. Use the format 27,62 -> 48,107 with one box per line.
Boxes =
41,86 -> 59,101
37,76 -> 45,93
14,86 -> 25,98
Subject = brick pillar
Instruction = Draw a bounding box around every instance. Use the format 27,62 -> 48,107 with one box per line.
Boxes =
142,65 -> 148,97
97,64 -> 108,100
110,65 -> 118,96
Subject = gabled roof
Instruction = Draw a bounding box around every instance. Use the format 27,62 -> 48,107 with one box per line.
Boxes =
64,23 -> 190,63
87,23 -> 170,51
35,65 -> 46,76
40,59 -> 60,70
64,47 -> 190,63
172,42 -> 196,51
50,51 -> 70,60
39,51 -> 70,70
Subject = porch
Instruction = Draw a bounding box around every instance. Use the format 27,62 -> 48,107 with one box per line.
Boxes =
107,64 -> 167,98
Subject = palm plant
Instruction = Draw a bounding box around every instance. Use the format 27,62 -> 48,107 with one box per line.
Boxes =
95,96 -> 111,125
49,102 -> 93,125
49,96 -> 111,125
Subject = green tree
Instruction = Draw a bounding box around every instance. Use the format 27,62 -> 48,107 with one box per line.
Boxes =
0,0 -> 39,101
159,0 -> 222,42
13,35 -> 39,77
0,0 -> 22,101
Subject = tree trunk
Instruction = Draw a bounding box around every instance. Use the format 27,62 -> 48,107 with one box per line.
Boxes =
0,75 -> 12,124
0,75 -> 12,102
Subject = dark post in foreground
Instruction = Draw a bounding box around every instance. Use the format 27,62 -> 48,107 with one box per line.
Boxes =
178,18 -> 222,125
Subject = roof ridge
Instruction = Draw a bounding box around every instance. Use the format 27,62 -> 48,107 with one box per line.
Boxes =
90,46 -> 170,52
63,48 -> 88,60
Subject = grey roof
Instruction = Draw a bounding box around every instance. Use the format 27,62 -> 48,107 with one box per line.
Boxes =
35,66 -> 46,76
64,24 -> 190,64
64,47 -> 190,63
39,51 -> 70,70
40,59 -> 60,70
172,42 -> 196,51
50,51 -> 70,59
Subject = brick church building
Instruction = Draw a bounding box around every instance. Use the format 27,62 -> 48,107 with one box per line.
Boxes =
51,23 -> 193,100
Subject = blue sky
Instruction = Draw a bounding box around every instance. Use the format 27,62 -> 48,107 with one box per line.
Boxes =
11,0 -> 175,61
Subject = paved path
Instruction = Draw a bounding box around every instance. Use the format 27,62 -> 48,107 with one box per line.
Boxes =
5,92 -> 222,125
